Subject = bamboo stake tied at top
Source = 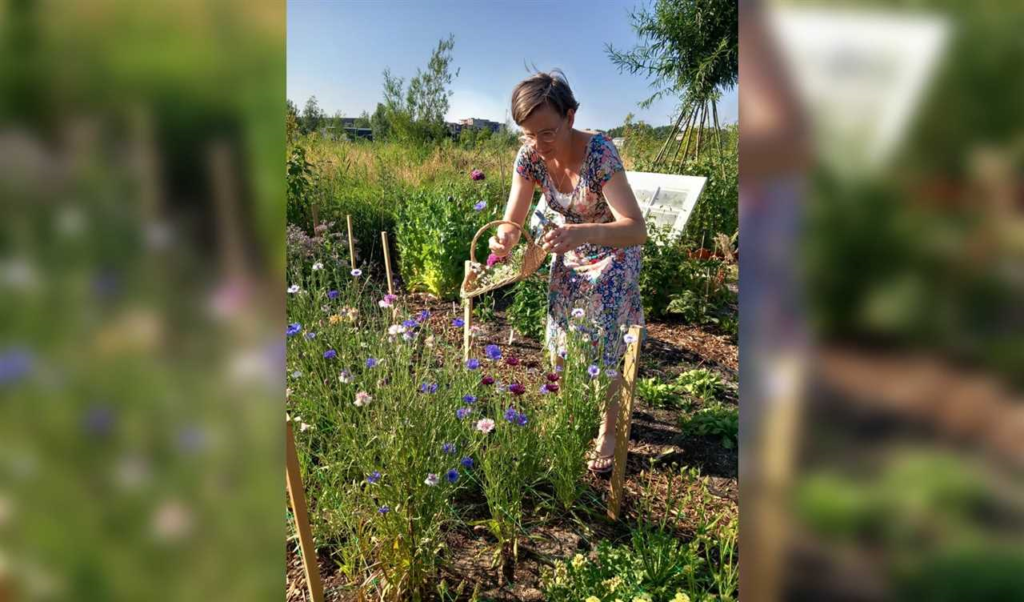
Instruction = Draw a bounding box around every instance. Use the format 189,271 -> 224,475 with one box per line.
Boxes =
286,420 -> 324,602
608,324 -> 643,521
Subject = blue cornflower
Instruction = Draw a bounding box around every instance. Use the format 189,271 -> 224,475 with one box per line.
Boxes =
419,382 -> 438,394
323,349 -> 337,359
588,364 -> 600,379
442,442 -> 456,455
446,469 -> 459,483
516,412 -> 528,427
473,201 -> 487,211
402,319 -> 419,329
466,358 -> 480,370
462,394 -> 477,404
366,357 -> 378,368
378,505 -> 389,514
418,310 -> 430,322
327,290 -> 339,299
460,456 -> 474,469
485,345 -> 502,361
504,407 -> 519,422
305,332 -> 317,340
286,323 -> 302,337
366,471 -> 382,484
456,407 -> 472,420
452,318 -> 465,328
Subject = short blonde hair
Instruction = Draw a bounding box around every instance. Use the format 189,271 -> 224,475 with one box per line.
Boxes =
510,69 -> 580,125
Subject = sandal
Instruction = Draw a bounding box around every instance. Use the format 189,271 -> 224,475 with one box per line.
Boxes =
587,453 -> 615,475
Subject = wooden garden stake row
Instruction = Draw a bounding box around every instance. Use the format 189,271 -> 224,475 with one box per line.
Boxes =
609,324 -> 643,521
286,420 -> 324,602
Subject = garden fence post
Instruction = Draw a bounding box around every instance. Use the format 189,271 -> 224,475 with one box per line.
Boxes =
608,324 -> 643,520
286,420 -> 324,602
346,215 -> 356,271
463,261 -> 472,362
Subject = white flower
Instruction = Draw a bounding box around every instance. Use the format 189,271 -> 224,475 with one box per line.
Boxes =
338,370 -> 353,384
571,308 -> 585,318
425,473 -> 439,486
300,422 -> 312,432
311,262 -> 324,271
290,370 -> 303,379
287,285 -> 300,294
425,335 -> 435,348
387,324 -> 406,336
350,269 -> 362,277
354,391 -> 372,407
623,333 -> 637,344
476,418 -> 496,434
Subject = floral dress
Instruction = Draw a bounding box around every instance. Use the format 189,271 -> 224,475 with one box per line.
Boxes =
514,132 -> 645,367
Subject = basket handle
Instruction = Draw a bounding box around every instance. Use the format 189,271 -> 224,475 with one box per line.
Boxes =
469,220 -> 536,264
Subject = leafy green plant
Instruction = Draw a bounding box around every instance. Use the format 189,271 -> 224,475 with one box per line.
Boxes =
506,275 -> 548,341
679,402 -> 738,449
676,369 -> 724,403
395,182 -> 499,299
637,376 -> 686,409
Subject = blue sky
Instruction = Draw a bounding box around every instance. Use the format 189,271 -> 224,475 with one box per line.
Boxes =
287,0 -> 738,131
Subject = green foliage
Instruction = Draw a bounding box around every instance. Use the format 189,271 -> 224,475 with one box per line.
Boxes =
286,145 -> 316,225
637,377 -> 686,409
679,402 -> 737,449
378,35 -> 459,144
506,276 -> 548,341
395,182 -> 499,299
675,368 -> 724,403
302,95 -> 326,135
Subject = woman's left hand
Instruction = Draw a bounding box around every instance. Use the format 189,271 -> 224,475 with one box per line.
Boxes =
541,225 -> 588,254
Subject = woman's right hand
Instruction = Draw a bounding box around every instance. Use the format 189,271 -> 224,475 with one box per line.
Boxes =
488,224 -> 520,257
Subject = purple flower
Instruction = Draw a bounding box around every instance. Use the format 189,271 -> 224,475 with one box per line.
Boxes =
446,469 -> 459,483
460,456 -> 474,469
366,471 -> 381,484
323,349 -> 337,359
546,373 -> 560,382
402,319 -> 419,329
327,290 -> 339,299
543,382 -> 560,393
466,358 -> 480,370
623,333 -> 637,344
588,364 -> 600,379
287,323 -> 302,337
419,382 -> 438,394
442,442 -> 456,455
366,357 -> 378,368
456,407 -> 472,420
506,356 -> 520,366
470,169 -> 485,181
516,412 -> 528,427
485,345 -> 502,361
507,383 -> 525,396
453,318 -> 465,328
462,394 -> 477,404
606,369 -> 619,379
305,332 -> 317,340
378,505 -> 390,514
481,375 -> 495,386
486,253 -> 506,268
417,310 -> 430,322
504,407 -> 519,422
473,201 -> 487,211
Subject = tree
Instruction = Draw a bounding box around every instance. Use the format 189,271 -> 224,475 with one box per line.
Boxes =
354,110 -> 371,129
286,99 -> 299,142
370,102 -> 392,141
302,95 -> 326,135
378,34 -> 459,142
607,0 -> 737,167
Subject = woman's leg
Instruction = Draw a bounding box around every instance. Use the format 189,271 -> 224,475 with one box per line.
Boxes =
589,374 -> 623,471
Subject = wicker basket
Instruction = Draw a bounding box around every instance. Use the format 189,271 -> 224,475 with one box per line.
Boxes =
460,220 -> 548,299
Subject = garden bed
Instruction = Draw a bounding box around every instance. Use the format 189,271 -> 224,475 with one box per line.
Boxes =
286,291 -> 738,601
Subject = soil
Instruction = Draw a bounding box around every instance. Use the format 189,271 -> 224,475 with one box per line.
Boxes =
286,294 -> 739,601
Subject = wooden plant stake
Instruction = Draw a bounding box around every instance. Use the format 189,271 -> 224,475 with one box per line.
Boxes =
381,231 -> 395,296
311,203 -> 320,233
608,325 -> 643,521
286,420 -> 324,602
346,215 -> 356,271
463,260 -> 472,362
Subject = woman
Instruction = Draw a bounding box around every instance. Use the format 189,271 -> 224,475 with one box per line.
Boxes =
489,70 -> 646,474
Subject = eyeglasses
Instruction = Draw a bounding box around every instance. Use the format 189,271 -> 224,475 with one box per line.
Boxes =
519,122 -> 562,147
